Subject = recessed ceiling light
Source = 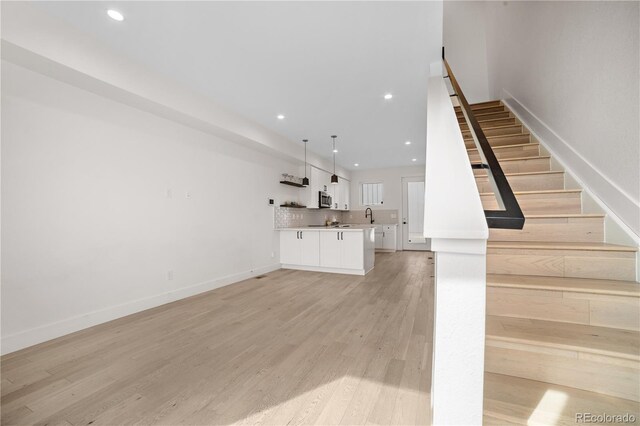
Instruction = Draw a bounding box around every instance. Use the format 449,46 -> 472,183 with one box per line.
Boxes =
384,93 -> 393,100
333,149 -> 338,153
354,163 -> 359,167
412,158 -> 417,162
107,9 -> 124,21
405,141 -> 411,145
277,114 -> 285,120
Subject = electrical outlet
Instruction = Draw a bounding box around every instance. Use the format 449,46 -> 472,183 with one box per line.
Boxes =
166,189 -> 173,199
185,191 -> 192,199
271,252 -> 275,258
167,270 -> 174,280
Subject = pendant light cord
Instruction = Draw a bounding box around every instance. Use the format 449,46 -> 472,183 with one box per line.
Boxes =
332,136 -> 336,174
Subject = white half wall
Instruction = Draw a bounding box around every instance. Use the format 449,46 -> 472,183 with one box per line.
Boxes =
0,61 -> 300,354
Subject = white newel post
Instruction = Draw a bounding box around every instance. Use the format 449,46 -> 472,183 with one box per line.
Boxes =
424,62 -> 489,425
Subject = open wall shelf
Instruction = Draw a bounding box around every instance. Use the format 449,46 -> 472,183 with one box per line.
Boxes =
280,180 -> 306,188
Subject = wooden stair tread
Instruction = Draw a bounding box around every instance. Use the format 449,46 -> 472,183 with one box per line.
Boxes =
471,156 -> 549,168
480,189 -> 582,196
467,142 -> 539,153
484,372 -> 640,425
460,116 -> 514,124
487,274 -> 640,297
463,123 -> 520,132
464,132 -> 529,141
523,213 -> 604,219
458,110 -> 509,117
469,100 -> 503,108
486,315 -> 640,360
476,170 -> 563,179
488,241 -> 638,252
464,133 -> 527,142
456,100 -> 502,109
482,155 -> 550,163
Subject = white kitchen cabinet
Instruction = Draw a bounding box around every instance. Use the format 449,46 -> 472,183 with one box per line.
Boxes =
340,231 -> 364,269
342,179 -> 351,210
329,181 -> 340,210
319,231 -> 341,268
280,230 -> 301,264
329,178 -> 350,211
300,231 -> 320,265
382,225 -> 397,251
336,178 -> 350,210
320,230 -> 363,269
280,230 -> 320,266
305,166 -> 333,209
280,227 -> 374,275
374,226 -> 384,250
374,224 -> 398,252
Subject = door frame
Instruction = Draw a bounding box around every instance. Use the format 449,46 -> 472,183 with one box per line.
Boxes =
401,176 -> 430,251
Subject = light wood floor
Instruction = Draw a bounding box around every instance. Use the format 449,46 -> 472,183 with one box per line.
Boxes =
1,252 -> 435,426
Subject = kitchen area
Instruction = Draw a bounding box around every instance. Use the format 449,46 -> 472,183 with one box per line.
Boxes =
275,162 -> 401,276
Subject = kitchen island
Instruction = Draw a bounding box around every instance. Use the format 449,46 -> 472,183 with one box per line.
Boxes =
278,225 -> 375,275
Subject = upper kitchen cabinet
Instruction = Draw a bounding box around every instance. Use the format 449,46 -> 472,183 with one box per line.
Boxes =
331,178 -> 351,211
329,180 -> 339,210
301,165 -> 349,210
340,178 -> 350,211
304,166 -> 330,209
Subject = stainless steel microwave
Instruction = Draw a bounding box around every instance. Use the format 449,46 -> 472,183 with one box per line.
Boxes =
319,191 -> 332,208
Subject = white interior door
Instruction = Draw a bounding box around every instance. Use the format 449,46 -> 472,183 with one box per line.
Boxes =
402,176 -> 430,251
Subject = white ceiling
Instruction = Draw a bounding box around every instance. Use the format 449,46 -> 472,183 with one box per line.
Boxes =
33,1 -> 443,170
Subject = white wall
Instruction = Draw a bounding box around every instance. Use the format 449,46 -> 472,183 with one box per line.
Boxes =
444,1 -> 640,236
443,1 -> 491,104
349,165 -> 425,247
1,61 -> 304,353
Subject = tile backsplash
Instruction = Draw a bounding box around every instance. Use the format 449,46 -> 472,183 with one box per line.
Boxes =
345,209 -> 400,225
274,207 -> 399,228
274,207 -> 342,228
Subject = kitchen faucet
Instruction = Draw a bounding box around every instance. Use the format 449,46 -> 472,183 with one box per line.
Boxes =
365,208 -> 374,224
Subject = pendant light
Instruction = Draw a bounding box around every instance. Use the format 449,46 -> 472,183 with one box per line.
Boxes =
330,135 -> 339,184
302,139 -> 309,186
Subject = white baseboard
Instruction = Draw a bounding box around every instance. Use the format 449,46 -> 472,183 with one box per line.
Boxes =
281,264 -> 366,276
502,91 -> 640,240
1,264 -> 281,355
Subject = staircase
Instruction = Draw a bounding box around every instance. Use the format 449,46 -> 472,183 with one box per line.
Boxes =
456,100 -> 640,423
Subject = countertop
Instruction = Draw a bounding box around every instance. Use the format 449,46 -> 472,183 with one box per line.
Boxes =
277,224 -> 376,232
